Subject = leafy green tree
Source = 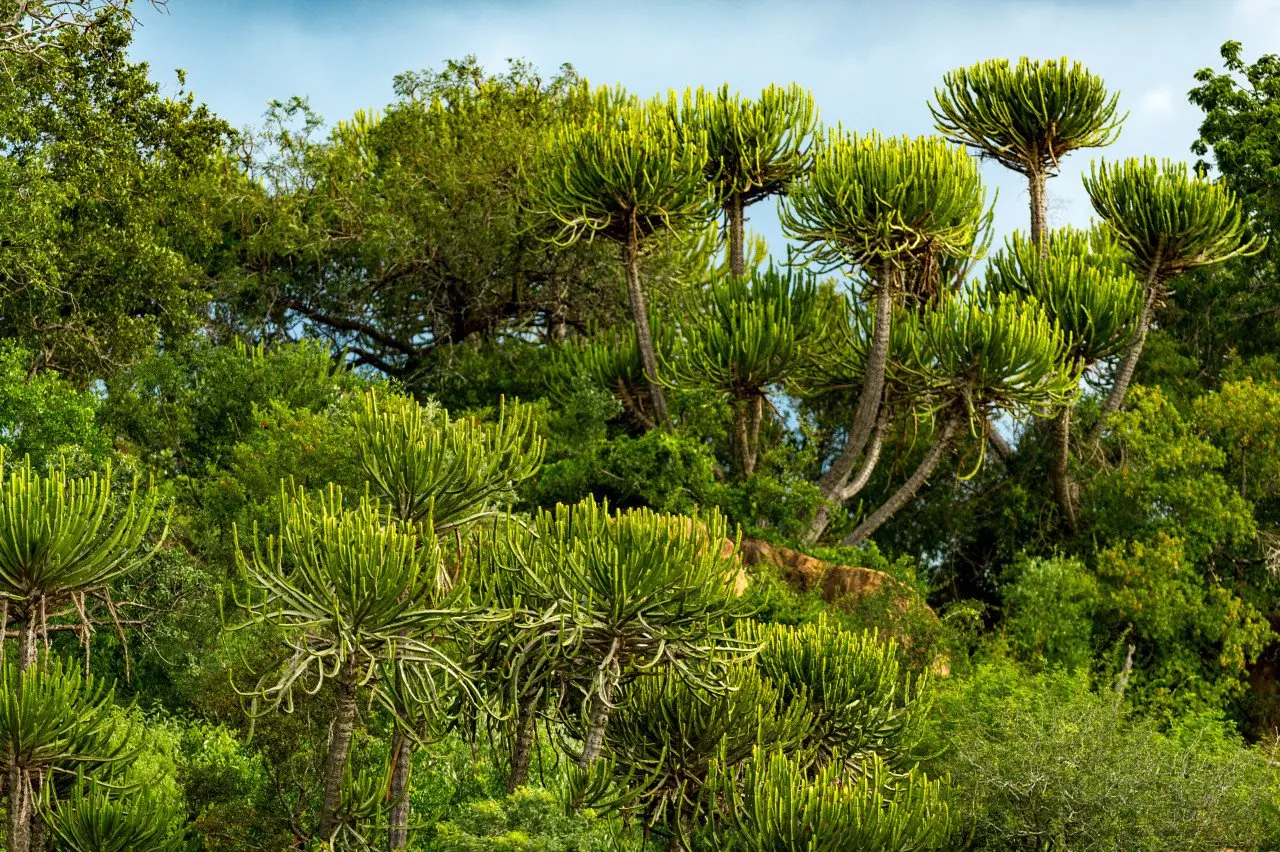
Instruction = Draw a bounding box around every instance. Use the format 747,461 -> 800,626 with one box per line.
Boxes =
680,84 -> 816,275
1084,158 -> 1263,428
0,0 -> 159,66
0,13 -> 230,378
0,451 -> 161,671
703,746 -> 950,852
231,487 -> 473,843
844,293 -> 1077,546
502,498 -> 745,767
779,130 -> 990,543
665,267 -> 821,477
531,87 -> 718,425
931,57 -> 1123,244
352,388 -> 543,849
230,59 -> 625,386
985,226 -> 1143,522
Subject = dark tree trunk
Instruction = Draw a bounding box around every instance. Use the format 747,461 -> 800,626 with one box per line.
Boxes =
317,662 -> 359,841
17,612 -> 38,672
387,728 -> 413,850
727,194 -> 745,278
842,415 -> 958,547
622,223 -> 669,427
506,694 -> 539,794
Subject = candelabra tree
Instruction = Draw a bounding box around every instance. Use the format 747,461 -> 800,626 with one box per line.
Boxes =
986,227 -> 1142,524
42,773 -> 180,852
352,387 -> 543,848
741,618 -> 931,776
680,83 -> 817,275
231,486 -> 477,845
531,87 -> 718,425
499,497 -> 747,770
1084,158 -> 1264,435
0,451 -> 163,672
780,130 -> 990,543
593,663 -> 811,848
664,266 -> 821,478
931,57 -> 1124,245
0,658 -> 136,852
703,746 -> 951,852
843,293 -> 1078,547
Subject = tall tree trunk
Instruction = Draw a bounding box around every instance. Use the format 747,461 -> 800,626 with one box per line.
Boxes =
17,616 -> 38,672
578,682 -> 613,768
622,223 -> 669,427
727,194 -> 745,278
7,763 -> 30,852
1091,245 -> 1166,440
318,662 -> 359,841
386,728 -> 413,850
735,394 -> 765,479
842,415 -> 958,547
506,693 -> 540,794
805,274 -> 897,544
1028,169 -> 1049,250
1052,405 -> 1078,529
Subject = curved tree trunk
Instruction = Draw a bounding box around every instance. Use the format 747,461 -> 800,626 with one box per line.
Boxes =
805,274 -> 897,544
387,728 -> 413,850
1091,247 -> 1166,440
727,194 -> 745,278
318,662 -> 359,841
622,224 -> 669,427
842,415 -> 959,547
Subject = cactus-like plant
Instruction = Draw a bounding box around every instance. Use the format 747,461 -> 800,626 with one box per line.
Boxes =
1084,157 -> 1264,430
532,87 -> 718,424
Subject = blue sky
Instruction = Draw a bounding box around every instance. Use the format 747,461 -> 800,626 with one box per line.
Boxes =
128,0 -> 1280,250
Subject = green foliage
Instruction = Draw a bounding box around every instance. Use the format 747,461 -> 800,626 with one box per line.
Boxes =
931,57 -> 1123,175
1085,157 -> 1263,283
0,13 -> 231,377
354,388 -> 544,529
44,776 -> 180,852
1000,555 -> 1098,671
232,486 -> 468,715
703,746 -> 951,852
532,87 -> 716,247
435,788 -> 619,852
985,227 -> 1142,366
667,267 -> 821,399
742,618 -> 930,775
679,83 -> 816,207
232,58 -> 623,387
600,664 -> 812,837
780,129 -> 990,273
1083,386 -> 1255,558
0,344 -> 108,464
914,292 -> 1079,424
932,660 -> 1280,850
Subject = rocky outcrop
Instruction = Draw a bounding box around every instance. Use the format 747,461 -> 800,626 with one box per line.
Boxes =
736,538 -> 909,609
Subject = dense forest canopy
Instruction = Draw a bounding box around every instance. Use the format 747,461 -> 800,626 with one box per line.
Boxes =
6,1 -> 1280,849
